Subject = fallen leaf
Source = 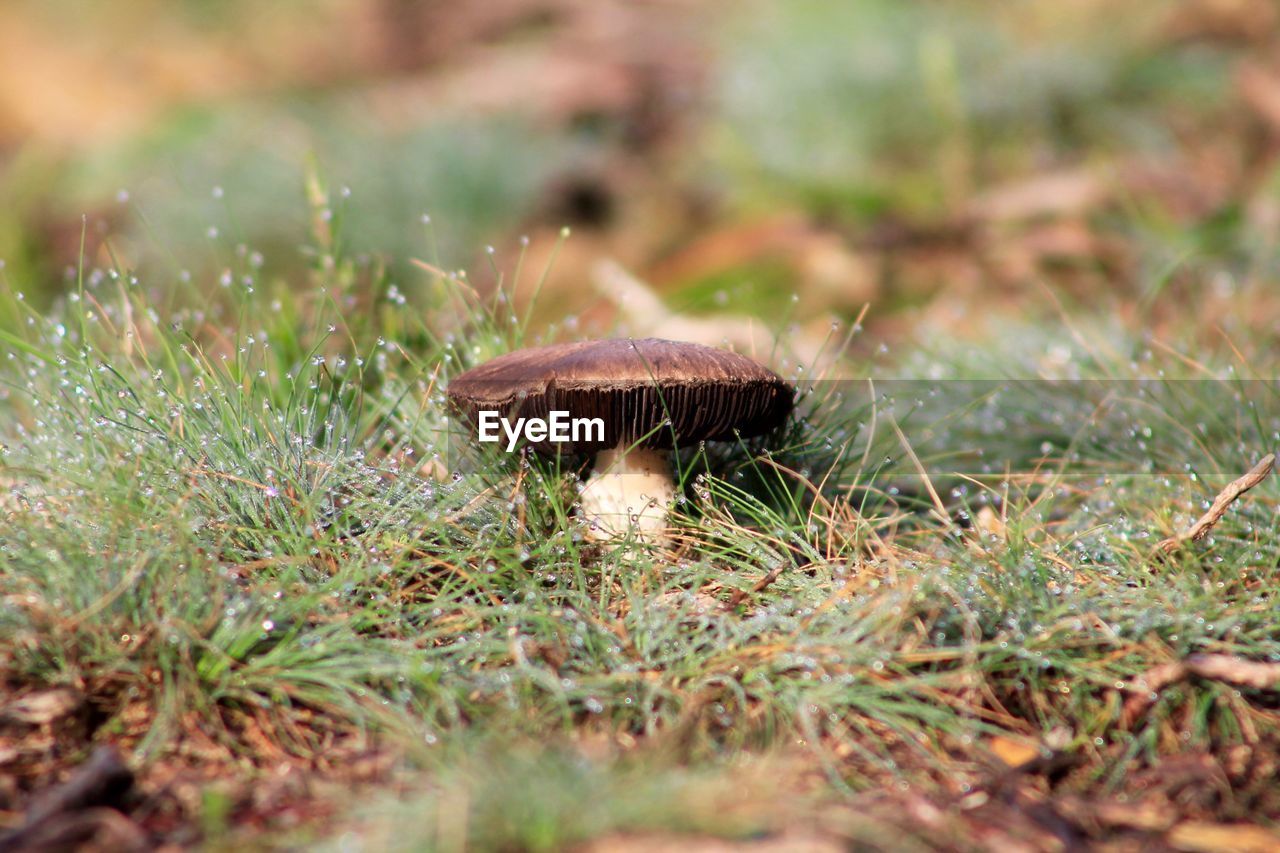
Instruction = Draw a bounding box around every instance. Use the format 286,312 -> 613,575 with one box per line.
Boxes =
974,506 -> 1006,539
592,258 -> 839,371
987,735 -> 1038,768
1168,820 -> 1280,853
647,215 -> 878,309
1,688 -> 81,725
1089,799 -> 1176,832
1163,0 -> 1278,43
1238,60 -> 1280,135
968,169 -> 1109,223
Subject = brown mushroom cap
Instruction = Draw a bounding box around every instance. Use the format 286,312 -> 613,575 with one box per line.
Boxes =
447,338 -> 794,454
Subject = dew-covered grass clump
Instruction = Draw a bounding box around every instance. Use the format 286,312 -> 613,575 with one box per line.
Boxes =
3,186 -> 1280,849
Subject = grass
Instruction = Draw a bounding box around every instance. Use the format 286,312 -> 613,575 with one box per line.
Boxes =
2,172 -> 1279,849
708,0 -> 1230,221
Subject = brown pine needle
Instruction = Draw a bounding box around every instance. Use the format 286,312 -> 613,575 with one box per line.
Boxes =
725,562 -> 791,608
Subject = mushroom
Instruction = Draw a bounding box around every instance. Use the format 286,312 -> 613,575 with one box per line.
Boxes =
447,338 -> 794,542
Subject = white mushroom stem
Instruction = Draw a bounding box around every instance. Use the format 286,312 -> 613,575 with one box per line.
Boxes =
580,443 -> 676,543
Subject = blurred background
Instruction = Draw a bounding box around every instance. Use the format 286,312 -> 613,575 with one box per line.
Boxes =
3,0 -> 1280,354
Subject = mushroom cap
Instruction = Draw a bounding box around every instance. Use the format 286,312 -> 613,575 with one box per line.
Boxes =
447,338 -> 794,454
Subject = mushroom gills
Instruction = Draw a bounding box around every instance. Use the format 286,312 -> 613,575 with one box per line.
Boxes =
579,443 -> 676,542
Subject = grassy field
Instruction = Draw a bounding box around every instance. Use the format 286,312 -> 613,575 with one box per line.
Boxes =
2,181 -> 1279,849
4,0 -> 1280,850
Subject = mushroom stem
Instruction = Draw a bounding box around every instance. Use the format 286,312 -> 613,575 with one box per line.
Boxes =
580,443 -> 676,542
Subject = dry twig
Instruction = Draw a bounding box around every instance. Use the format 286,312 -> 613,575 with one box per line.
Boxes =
1,746 -> 139,850
1182,653 -> 1280,689
1154,453 -> 1274,556
1122,653 -> 1280,726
